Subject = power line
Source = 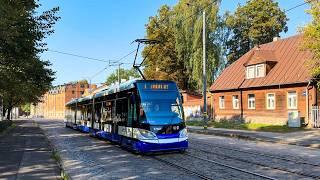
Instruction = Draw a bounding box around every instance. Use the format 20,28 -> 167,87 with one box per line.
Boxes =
47,49 -> 110,63
284,0 -> 313,13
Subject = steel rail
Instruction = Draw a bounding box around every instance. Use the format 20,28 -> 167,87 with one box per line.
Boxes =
185,153 -> 276,180
188,147 -> 320,179
190,141 -> 320,166
152,156 -> 213,180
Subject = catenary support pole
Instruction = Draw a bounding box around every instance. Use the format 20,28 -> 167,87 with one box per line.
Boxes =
203,10 -> 207,129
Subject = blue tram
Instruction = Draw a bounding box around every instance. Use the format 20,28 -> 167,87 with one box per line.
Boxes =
65,79 -> 188,153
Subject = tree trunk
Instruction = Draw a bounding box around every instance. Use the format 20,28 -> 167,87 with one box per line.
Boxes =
6,106 -> 12,120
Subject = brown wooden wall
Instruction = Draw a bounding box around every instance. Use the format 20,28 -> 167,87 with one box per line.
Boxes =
211,85 -> 319,125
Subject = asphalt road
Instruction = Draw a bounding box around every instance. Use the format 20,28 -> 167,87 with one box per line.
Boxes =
36,119 -> 320,180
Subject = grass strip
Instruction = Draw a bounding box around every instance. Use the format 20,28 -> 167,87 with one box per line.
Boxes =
186,120 -> 307,133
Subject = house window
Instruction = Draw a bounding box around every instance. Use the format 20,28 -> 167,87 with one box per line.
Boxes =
266,93 -> 275,110
246,66 -> 255,79
232,95 -> 239,109
72,90 -> 75,94
248,94 -> 255,109
287,91 -> 297,109
219,96 -> 225,109
256,64 -> 265,77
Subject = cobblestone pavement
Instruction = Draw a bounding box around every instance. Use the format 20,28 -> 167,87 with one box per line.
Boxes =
36,119 -> 320,180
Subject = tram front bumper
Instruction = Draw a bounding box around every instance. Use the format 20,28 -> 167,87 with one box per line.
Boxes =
134,138 -> 188,153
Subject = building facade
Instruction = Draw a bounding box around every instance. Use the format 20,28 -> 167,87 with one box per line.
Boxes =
31,81 -> 96,119
210,35 -> 320,126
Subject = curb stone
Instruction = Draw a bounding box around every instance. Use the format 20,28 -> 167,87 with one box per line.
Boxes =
187,128 -> 320,150
33,120 -> 70,180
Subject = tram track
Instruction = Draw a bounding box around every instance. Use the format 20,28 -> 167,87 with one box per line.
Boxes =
152,153 -> 276,180
152,156 -> 214,180
184,153 -> 277,180
188,145 -> 320,179
190,141 -> 320,166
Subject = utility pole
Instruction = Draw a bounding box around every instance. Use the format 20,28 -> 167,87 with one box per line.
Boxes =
109,61 -> 123,84
186,3 -> 208,129
202,10 -> 207,130
118,63 -> 121,84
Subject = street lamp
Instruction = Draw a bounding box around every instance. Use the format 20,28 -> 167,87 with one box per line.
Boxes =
186,3 -> 208,129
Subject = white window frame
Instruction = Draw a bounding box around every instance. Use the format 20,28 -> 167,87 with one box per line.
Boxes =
248,94 -> 255,109
287,91 -> 297,109
256,64 -> 265,78
232,95 -> 239,109
246,66 -> 255,79
219,96 -> 225,109
266,93 -> 276,110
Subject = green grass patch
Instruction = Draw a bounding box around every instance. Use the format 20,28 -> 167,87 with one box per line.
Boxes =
187,120 -> 307,133
51,150 -> 70,180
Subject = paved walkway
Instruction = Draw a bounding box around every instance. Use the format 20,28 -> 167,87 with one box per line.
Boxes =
188,126 -> 320,148
0,119 -> 60,180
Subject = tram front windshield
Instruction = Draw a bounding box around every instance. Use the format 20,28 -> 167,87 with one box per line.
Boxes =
137,81 -> 184,126
140,96 -> 183,125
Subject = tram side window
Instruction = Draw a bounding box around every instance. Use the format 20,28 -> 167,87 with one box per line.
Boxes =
116,99 -> 128,125
102,101 -> 113,122
95,103 -> 102,122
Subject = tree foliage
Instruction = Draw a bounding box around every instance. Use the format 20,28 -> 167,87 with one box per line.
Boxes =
142,0 -> 222,90
0,0 -> 59,119
105,68 -> 140,85
301,1 -> 320,88
226,0 -> 288,64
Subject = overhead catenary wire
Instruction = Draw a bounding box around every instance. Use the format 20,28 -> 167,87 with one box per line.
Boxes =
284,0 -> 314,13
47,49 -> 110,63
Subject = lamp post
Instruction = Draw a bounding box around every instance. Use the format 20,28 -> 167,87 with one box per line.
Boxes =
186,3 -> 207,129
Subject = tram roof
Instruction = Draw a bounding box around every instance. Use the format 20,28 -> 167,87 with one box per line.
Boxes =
95,78 -> 137,98
65,79 -> 177,106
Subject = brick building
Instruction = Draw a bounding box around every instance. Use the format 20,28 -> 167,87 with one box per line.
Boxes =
210,35 -> 320,126
181,91 -> 212,121
31,81 -> 97,119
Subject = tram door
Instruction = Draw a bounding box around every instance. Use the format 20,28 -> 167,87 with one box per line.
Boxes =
128,94 -> 137,139
128,94 -> 137,127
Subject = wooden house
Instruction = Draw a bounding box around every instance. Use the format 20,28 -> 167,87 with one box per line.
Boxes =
210,35 -> 320,125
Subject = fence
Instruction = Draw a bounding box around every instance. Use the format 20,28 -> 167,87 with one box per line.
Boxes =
311,106 -> 320,128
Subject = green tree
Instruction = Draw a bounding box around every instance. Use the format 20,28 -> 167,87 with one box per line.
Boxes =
143,0 -> 221,90
301,1 -> 320,88
174,0 -> 221,90
142,5 -> 188,89
226,0 -> 288,64
0,0 -> 59,119
21,103 -> 31,115
105,68 -> 140,85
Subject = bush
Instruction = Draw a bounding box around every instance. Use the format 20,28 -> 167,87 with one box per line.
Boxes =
0,120 -> 13,133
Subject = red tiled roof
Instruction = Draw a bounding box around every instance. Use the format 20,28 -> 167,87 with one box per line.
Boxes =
244,49 -> 276,66
210,35 -> 313,92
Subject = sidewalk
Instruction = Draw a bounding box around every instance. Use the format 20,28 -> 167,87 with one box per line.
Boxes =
0,119 -> 60,180
188,126 -> 320,149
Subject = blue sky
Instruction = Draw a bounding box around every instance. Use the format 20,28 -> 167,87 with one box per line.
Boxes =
38,0 -> 311,86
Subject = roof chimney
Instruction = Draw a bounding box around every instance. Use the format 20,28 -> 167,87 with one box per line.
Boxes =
273,36 -> 280,42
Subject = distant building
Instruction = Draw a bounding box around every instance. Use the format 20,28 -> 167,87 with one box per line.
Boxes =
31,81 -> 97,119
181,91 -> 212,121
210,35 -> 320,125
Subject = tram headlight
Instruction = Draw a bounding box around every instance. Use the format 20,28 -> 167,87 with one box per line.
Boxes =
138,129 -> 158,140
179,128 -> 188,138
